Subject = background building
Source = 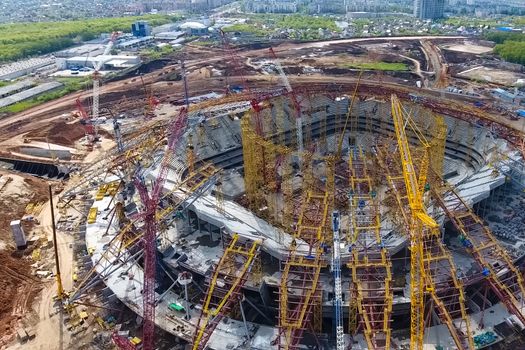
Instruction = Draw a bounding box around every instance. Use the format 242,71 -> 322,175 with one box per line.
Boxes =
414,0 -> 445,19
132,20 -> 152,37
180,22 -> 209,36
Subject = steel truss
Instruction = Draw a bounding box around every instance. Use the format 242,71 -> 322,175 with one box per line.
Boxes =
376,144 -> 475,350
432,179 -> 525,326
192,234 -> 261,350
278,190 -> 329,350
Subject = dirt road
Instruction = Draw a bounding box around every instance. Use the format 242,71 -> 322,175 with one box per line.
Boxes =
21,195 -> 74,350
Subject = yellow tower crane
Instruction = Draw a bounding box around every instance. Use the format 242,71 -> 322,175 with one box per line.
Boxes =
391,95 -> 437,350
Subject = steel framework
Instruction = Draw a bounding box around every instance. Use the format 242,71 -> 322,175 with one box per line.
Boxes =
432,178 -> 525,326
278,189 -> 329,349
347,146 -> 393,349
376,144 -> 475,350
191,234 -> 260,350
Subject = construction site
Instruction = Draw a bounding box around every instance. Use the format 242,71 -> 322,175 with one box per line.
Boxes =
2,35 -> 525,350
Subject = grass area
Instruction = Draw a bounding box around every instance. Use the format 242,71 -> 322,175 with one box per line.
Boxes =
274,15 -> 340,32
0,81 -> 11,88
140,45 -> 178,60
339,62 -> 409,71
0,76 -> 91,114
222,23 -> 270,36
191,40 -> 216,47
0,14 -> 180,63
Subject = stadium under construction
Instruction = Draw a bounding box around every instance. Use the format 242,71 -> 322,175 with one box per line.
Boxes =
56,49 -> 525,350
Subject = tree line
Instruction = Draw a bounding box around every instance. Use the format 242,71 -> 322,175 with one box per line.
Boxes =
485,31 -> 525,65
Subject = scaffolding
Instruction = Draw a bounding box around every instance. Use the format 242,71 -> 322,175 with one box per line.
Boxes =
376,145 -> 475,350
431,179 -> 525,326
347,146 -> 393,349
192,234 -> 261,350
278,189 -> 329,349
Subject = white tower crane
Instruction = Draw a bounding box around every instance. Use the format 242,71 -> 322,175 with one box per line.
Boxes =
91,32 -> 120,140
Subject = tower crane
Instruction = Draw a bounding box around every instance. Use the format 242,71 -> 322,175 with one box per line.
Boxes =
132,105 -> 188,350
91,31 -> 120,137
391,94 -> 436,350
269,48 -> 303,154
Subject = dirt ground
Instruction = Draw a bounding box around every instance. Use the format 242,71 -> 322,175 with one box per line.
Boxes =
457,66 -> 525,86
24,119 -> 86,147
443,42 -> 493,54
0,172 -> 50,347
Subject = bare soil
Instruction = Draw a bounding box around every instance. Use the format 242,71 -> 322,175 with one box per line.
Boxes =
0,173 -> 48,347
24,119 -> 86,146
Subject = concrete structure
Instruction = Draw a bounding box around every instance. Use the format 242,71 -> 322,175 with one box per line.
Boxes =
69,89 -> 525,350
132,20 -> 151,37
414,0 -> 445,19
10,220 -> 26,249
0,80 -> 35,98
65,55 -> 141,70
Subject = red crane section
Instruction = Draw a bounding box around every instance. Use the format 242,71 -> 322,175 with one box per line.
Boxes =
131,106 -> 189,350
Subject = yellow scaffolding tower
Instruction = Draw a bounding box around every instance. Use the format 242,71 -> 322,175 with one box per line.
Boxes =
431,177 -> 525,328
376,145 -> 474,350
347,146 -> 393,349
278,189 -> 329,350
192,234 -> 261,350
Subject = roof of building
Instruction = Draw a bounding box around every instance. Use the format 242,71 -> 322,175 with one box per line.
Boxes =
0,79 -> 35,97
180,21 -> 207,29
56,44 -> 105,57
117,36 -> 154,48
0,81 -> 63,108
66,55 -> 139,63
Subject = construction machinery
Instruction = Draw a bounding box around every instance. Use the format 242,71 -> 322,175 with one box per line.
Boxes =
390,94 -> 436,350
347,146 -> 393,349
387,95 -> 476,350
330,211 -> 345,350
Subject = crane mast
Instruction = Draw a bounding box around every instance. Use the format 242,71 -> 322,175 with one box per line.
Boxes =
269,48 -> 303,154
91,32 -> 120,138
331,211 -> 345,350
391,95 -> 437,350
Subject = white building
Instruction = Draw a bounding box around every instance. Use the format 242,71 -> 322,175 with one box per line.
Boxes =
65,55 -> 141,70
180,22 -> 210,36
55,44 -> 106,58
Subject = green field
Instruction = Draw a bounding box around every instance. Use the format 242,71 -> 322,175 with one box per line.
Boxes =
0,14 -> 179,63
339,62 -> 409,71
